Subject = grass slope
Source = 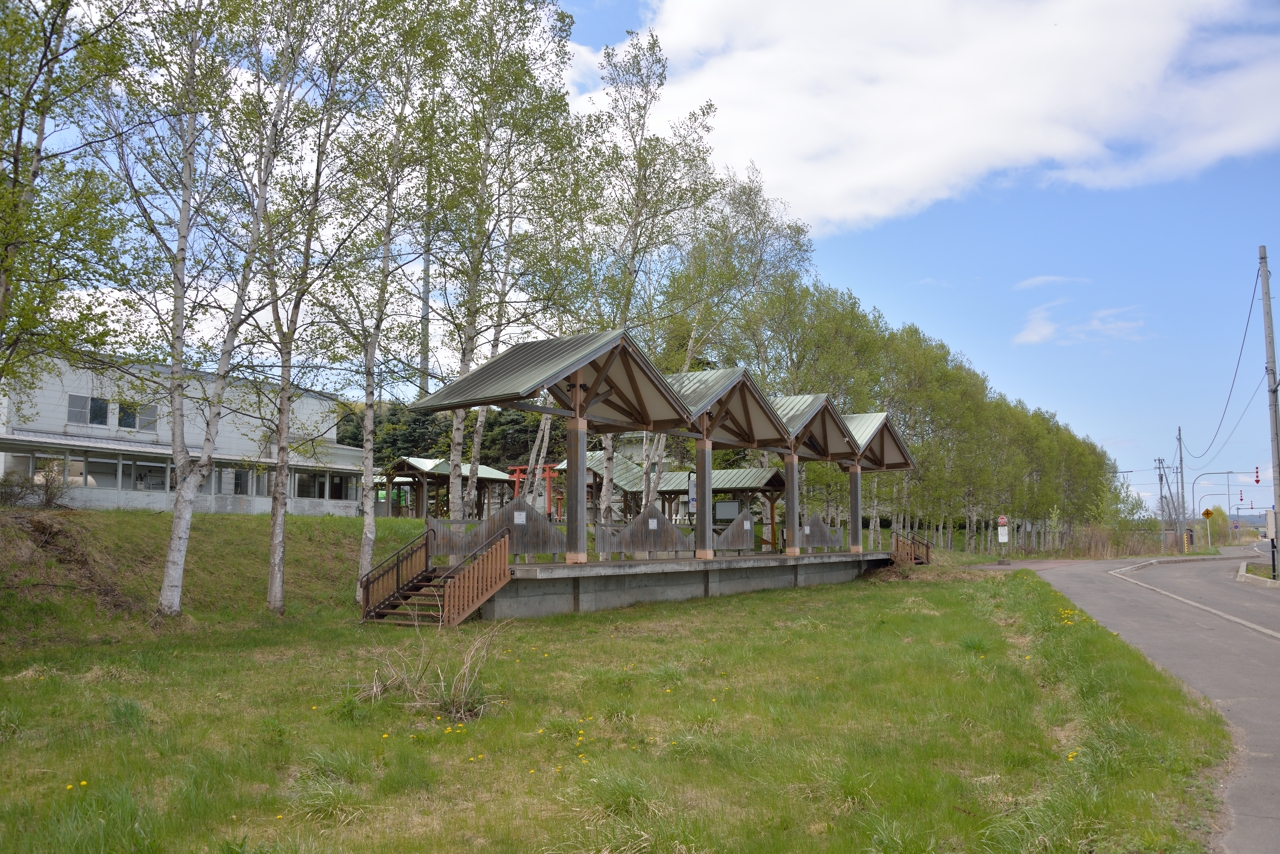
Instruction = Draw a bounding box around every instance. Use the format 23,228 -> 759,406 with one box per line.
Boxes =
0,511 -> 1231,853
0,510 -> 425,646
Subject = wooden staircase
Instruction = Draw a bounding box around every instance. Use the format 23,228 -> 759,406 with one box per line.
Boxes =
891,532 -> 932,566
361,528 -> 512,627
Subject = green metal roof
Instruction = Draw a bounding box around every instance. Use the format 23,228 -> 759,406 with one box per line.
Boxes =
842,413 -> 915,471
554,450 -> 647,494
842,413 -> 887,449
393,457 -> 511,481
654,466 -> 786,494
771,394 -> 827,436
665,368 -> 790,447
772,394 -> 860,460
407,330 -> 693,434
665,368 -> 744,414
408,330 -> 623,412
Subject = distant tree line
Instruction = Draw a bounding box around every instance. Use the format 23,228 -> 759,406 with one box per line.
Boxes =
0,0 -> 1142,614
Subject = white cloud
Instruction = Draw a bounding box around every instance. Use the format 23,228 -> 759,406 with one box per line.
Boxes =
1013,302 -> 1061,345
1013,301 -> 1144,344
1014,275 -> 1089,290
578,1 -> 1280,231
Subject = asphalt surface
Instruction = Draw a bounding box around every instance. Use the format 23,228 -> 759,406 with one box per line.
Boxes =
997,546 -> 1280,854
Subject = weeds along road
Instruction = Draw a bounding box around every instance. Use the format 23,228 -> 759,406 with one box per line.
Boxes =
1028,548 -> 1280,854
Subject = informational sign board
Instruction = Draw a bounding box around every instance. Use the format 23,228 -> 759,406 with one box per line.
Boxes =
1268,510 -> 1276,541
514,511 -> 526,525
688,475 -> 696,512
715,500 -> 740,521
997,515 -> 1008,526
997,525 -> 1009,544
648,518 -> 658,530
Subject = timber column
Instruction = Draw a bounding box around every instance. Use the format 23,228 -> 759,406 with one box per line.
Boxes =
695,437 -> 714,559
784,453 -> 800,556
565,371 -> 588,564
849,463 -> 862,553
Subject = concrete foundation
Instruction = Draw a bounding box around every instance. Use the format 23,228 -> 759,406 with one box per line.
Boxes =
479,551 -> 892,619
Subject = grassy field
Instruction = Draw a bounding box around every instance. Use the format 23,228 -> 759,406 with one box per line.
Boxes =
0,510 -> 1231,852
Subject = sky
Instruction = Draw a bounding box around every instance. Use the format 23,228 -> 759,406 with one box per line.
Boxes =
560,0 -> 1280,514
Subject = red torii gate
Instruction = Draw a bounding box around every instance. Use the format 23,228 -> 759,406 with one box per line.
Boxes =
507,465 -> 559,516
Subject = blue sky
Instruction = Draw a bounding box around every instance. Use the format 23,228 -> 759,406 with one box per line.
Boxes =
562,0 -> 1280,512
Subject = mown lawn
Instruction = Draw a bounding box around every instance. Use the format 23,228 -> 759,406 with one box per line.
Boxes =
0,517 -> 1230,854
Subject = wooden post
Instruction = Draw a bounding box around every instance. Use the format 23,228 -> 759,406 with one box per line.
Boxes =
784,454 -> 800,556
695,436 -> 714,559
566,369 -> 587,564
849,463 -> 862,554
769,497 -> 778,552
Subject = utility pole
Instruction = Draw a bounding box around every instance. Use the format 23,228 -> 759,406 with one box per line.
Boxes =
1156,458 -> 1167,554
1177,427 -> 1188,552
1261,245 -> 1279,578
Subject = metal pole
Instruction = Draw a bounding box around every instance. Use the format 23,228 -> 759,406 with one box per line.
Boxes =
1177,427 -> 1187,552
1260,246 -> 1280,575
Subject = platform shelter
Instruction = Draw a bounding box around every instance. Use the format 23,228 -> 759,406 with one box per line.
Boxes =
841,413 -> 915,552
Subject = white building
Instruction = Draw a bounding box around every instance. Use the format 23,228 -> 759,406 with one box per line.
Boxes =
0,362 -> 363,515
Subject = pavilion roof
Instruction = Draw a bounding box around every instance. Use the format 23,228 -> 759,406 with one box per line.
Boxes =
554,451 -> 646,494
842,414 -> 915,471
408,330 -> 692,434
654,466 -> 786,495
665,368 -> 790,449
771,394 -> 861,461
389,456 -> 511,481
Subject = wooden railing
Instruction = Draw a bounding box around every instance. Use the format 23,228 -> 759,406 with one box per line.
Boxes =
891,532 -> 932,566
440,529 -> 511,628
361,528 -> 435,620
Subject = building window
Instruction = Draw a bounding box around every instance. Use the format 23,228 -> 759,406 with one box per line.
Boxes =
296,472 -> 321,499
68,394 -> 108,426
119,403 -> 157,431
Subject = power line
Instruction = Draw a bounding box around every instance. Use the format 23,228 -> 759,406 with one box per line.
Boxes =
1186,269 -> 1262,458
1188,373 -> 1266,472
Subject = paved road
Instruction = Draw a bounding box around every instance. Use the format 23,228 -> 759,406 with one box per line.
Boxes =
997,547 -> 1280,854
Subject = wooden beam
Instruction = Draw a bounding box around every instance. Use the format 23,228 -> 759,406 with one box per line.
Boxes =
583,348 -> 619,410
506,400 -> 575,418
620,348 -> 652,426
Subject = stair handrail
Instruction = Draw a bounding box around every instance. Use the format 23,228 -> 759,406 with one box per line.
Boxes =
361,527 -> 436,619
440,528 -> 512,628
437,527 -> 512,583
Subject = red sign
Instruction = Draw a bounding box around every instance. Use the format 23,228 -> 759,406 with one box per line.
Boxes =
997,515 -> 1008,527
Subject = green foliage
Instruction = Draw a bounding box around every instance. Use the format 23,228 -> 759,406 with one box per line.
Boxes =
0,0 -> 123,401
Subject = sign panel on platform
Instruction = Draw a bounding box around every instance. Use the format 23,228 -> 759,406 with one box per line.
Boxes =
998,526 -> 1009,544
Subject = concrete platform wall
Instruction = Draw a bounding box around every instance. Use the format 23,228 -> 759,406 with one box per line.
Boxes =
480,552 -> 890,620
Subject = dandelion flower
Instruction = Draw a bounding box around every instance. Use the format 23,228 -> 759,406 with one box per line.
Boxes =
665,689 -> 671,693
382,733 -> 389,738
276,815 -> 283,819
530,769 -> 535,773
538,729 -> 544,733
65,784 -> 72,790
311,706 -> 317,710
80,781 -> 86,786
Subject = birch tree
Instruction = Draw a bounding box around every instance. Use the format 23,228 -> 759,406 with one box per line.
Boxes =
431,0 -> 572,521
310,0 -> 444,597
585,30 -> 716,518
92,0 -> 260,615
